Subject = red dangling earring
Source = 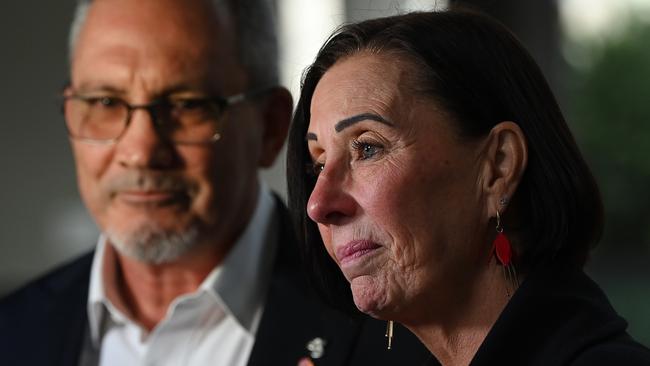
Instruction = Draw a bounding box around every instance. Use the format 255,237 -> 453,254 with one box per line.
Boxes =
493,208 -> 519,297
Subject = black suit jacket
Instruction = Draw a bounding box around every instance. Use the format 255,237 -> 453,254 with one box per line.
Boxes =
0,202 -> 429,366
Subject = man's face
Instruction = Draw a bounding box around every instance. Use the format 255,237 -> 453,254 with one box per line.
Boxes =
69,0 -> 266,262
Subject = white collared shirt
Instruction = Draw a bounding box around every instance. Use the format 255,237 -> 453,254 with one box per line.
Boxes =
86,183 -> 278,366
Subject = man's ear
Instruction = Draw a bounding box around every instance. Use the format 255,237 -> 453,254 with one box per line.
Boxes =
258,87 -> 293,168
480,121 -> 528,216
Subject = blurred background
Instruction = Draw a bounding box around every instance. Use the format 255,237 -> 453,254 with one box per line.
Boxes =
1,0 -> 648,344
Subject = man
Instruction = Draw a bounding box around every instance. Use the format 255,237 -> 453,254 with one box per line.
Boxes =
0,0 -> 429,365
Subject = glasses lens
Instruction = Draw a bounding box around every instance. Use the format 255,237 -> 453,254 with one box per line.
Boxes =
164,99 -> 224,143
64,97 -> 127,141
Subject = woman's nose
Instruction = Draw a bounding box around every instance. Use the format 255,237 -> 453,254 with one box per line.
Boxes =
307,166 -> 357,225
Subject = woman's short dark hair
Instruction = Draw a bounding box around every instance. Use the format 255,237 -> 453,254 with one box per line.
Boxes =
287,10 -> 604,309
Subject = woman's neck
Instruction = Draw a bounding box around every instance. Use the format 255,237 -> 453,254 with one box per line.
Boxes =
403,262 -> 515,366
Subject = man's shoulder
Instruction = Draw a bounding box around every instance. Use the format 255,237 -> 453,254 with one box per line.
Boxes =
0,251 -> 93,322
0,251 -> 93,363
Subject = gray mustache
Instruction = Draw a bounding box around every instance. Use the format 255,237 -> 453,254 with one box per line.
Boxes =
105,172 -> 191,193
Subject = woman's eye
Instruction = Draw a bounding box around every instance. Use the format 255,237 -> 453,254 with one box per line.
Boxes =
351,139 -> 383,160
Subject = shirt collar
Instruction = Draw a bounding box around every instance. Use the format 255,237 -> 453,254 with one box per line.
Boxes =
87,182 -> 278,345
204,181 -> 278,330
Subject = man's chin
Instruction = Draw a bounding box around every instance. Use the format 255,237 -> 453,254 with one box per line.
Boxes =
106,225 -> 200,265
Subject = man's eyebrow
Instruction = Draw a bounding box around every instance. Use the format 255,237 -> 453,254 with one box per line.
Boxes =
71,82 -> 211,97
72,83 -> 127,95
163,83 -> 214,96
334,113 -> 394,132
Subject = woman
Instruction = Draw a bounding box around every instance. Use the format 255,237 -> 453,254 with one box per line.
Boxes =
287,10 -> 650,366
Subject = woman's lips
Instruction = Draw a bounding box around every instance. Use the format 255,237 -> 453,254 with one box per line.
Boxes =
336,240 -> 382,267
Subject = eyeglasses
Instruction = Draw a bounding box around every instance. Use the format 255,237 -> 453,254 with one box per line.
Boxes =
62,89 -> 266,144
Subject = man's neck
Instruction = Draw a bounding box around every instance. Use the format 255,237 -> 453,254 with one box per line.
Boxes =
112,242 -> 229,331
103,183 -> 266,331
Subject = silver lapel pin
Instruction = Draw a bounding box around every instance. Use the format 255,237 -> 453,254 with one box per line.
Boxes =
306,337 -> 327,359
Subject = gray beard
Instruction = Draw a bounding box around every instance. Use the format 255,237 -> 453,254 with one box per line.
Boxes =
106,224 -> 200,264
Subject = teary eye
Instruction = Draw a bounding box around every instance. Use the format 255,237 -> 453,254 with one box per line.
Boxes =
351,139 -> 383,160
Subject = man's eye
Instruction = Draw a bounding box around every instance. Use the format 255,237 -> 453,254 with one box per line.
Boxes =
86,96 -> 121,108
171,98 -> 211,111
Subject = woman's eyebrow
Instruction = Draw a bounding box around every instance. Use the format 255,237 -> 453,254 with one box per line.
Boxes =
306,112 -> 394,141
335,112 -> 394,132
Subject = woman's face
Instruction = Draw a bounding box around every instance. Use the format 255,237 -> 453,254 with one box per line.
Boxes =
306,53 -> 491,323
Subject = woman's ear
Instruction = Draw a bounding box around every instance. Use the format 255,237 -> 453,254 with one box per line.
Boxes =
258,86 -> 293,168
479,121 -> 528,216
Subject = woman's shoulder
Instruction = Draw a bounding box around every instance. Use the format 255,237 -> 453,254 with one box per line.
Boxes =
475,264 -> 649,365
571,335 -> 650,366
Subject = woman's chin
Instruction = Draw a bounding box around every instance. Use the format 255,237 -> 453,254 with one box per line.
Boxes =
350,275 -> 391,318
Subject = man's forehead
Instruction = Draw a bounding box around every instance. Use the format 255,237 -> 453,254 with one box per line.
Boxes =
71,0 -> 247,94
81,0 -> 232,45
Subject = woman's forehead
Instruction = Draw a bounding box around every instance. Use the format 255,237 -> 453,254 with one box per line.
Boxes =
309,53 -> 419,128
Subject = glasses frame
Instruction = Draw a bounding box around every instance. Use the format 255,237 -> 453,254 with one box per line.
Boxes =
61,87 -> 270,145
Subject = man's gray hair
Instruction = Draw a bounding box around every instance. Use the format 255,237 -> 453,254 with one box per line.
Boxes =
68,0 -> 279,87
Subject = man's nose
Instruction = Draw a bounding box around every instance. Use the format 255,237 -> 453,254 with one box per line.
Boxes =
115,108 -> 175,169
307,164 -> 357,225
